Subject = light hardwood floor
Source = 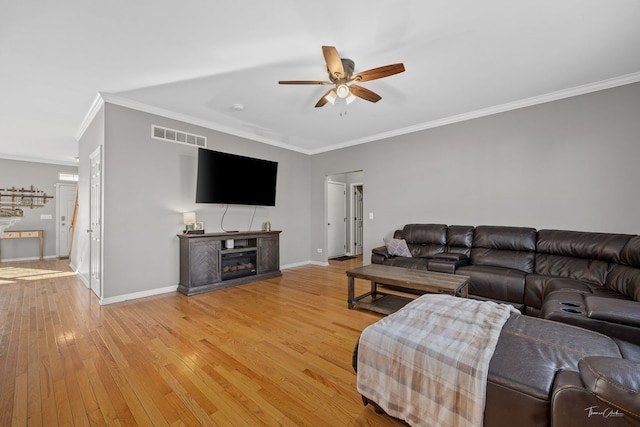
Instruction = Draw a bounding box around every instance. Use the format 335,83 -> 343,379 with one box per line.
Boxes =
0,257 -> 405,426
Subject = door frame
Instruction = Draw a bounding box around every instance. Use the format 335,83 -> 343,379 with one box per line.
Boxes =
349,182 -> 364,256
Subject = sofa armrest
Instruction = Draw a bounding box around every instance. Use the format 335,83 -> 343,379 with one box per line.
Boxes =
584,296 -> 640,328
371,245 -> 391,263
551,369 -> 638,426
579,356 -> 640,420
431,252 -> 469,263
427,253 -> 470,274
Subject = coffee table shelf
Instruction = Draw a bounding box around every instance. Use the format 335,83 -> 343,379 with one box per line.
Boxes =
351,293 -> 414,315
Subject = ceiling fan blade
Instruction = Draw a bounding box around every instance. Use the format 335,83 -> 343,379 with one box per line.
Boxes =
322,46 -> 345,80
349,84 -> 382,103
315,89 -> 335,108
279,80 -> 332,85
351,63 -> 405,82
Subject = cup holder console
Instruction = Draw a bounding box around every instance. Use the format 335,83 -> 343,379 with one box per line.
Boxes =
560,307 -> 584,314
559,302 -> 581,308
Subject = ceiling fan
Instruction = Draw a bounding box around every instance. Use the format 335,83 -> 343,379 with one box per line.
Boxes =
279,46 -> 405,108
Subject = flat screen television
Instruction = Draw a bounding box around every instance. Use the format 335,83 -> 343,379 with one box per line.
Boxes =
195,148 -> 278,206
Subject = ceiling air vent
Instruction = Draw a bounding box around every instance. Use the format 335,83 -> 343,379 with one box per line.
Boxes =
152,125 -> 207,148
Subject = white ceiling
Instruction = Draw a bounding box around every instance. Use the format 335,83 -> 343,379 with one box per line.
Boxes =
2,1 -> 640,166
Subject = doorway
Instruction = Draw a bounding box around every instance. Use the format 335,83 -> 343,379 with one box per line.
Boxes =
326,171 -> 364,260
55,183 -> 76,258
327,181 -> 347,258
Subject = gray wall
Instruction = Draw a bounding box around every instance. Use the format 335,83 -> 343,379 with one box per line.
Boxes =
0,159 -> 78,260
309,82 -> 640,264
78,104 -> 311,301
75,81 -> 640,302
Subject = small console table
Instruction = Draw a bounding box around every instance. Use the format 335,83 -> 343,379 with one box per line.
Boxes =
177,230 -> 281,296
0,229 -> 44,260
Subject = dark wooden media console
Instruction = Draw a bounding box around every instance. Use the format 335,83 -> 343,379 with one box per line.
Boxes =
177,230 -> 281,295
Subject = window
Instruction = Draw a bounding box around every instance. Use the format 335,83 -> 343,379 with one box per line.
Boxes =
58,172 -> 78,182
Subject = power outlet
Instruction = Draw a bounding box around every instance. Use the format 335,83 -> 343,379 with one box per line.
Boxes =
317,248 -> 323,253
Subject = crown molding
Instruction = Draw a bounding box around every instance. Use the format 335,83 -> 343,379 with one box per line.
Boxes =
76,72 -> 640,156
307,72 -> 640,154
96,93 -> 314,155
75,93 -> 106,141
0,153 -> 78,167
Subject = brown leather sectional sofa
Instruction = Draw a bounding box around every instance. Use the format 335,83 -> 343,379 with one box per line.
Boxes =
364,223 -> 640,426
354,312 -> 640,427
372,224 -> 640,344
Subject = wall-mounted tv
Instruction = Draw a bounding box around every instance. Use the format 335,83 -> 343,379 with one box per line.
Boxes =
195,148 -> 278,206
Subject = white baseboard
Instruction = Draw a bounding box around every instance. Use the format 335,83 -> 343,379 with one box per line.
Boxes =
0,255 -> 58,263
69,262 -> 90,288
281,260 -> 330,269
99,285 -> 178,305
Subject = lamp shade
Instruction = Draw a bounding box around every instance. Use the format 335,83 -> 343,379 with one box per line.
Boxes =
183,212 -> 196,224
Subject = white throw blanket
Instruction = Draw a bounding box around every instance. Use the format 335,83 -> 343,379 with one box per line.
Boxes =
357,294 -> 518,427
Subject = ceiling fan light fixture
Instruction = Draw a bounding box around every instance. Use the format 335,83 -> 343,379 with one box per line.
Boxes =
325,90 -> 337,104
336,84 -> 350,99
345,93 -> 356,104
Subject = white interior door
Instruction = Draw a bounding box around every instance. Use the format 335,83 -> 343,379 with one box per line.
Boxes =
56,184 -> 76,258
327,181 -> 346,258
89,147 -> 102,298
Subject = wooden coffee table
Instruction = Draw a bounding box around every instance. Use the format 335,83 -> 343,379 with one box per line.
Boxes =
347,264 -> 470,315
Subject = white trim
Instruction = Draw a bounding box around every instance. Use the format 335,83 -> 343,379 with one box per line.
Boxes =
94,261 -> 326,305
75,93 -> 105,141
280,260 -> 313,269
76,72 -> 640,156
307,72 -> 640,154
306,261 -> 330,267
0,154 -> 78,167
349,182 -> 364,257
0,255 -> 58,262
69,262 -> 90,288
99,285 -> 178,305
98,93 -> 313,154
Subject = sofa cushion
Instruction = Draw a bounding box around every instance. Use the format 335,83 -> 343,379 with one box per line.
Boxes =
534,253 -> 612,286
541,292 -> 640,345
470,226 -> 537,273
488,314 -> 621,401
536,229 -> 631,263
401,223 -> 447,245
621,235 -> 640,268
401,224 -> 447,258
534,229 -> 632,287
584,296 -> 640,328
606,264 -> 640,301
447,225 -> 474,257
383,238 -> 412,257
382,256 -> 429,271
526,274 -> 628,313
457,264 -> 527,304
